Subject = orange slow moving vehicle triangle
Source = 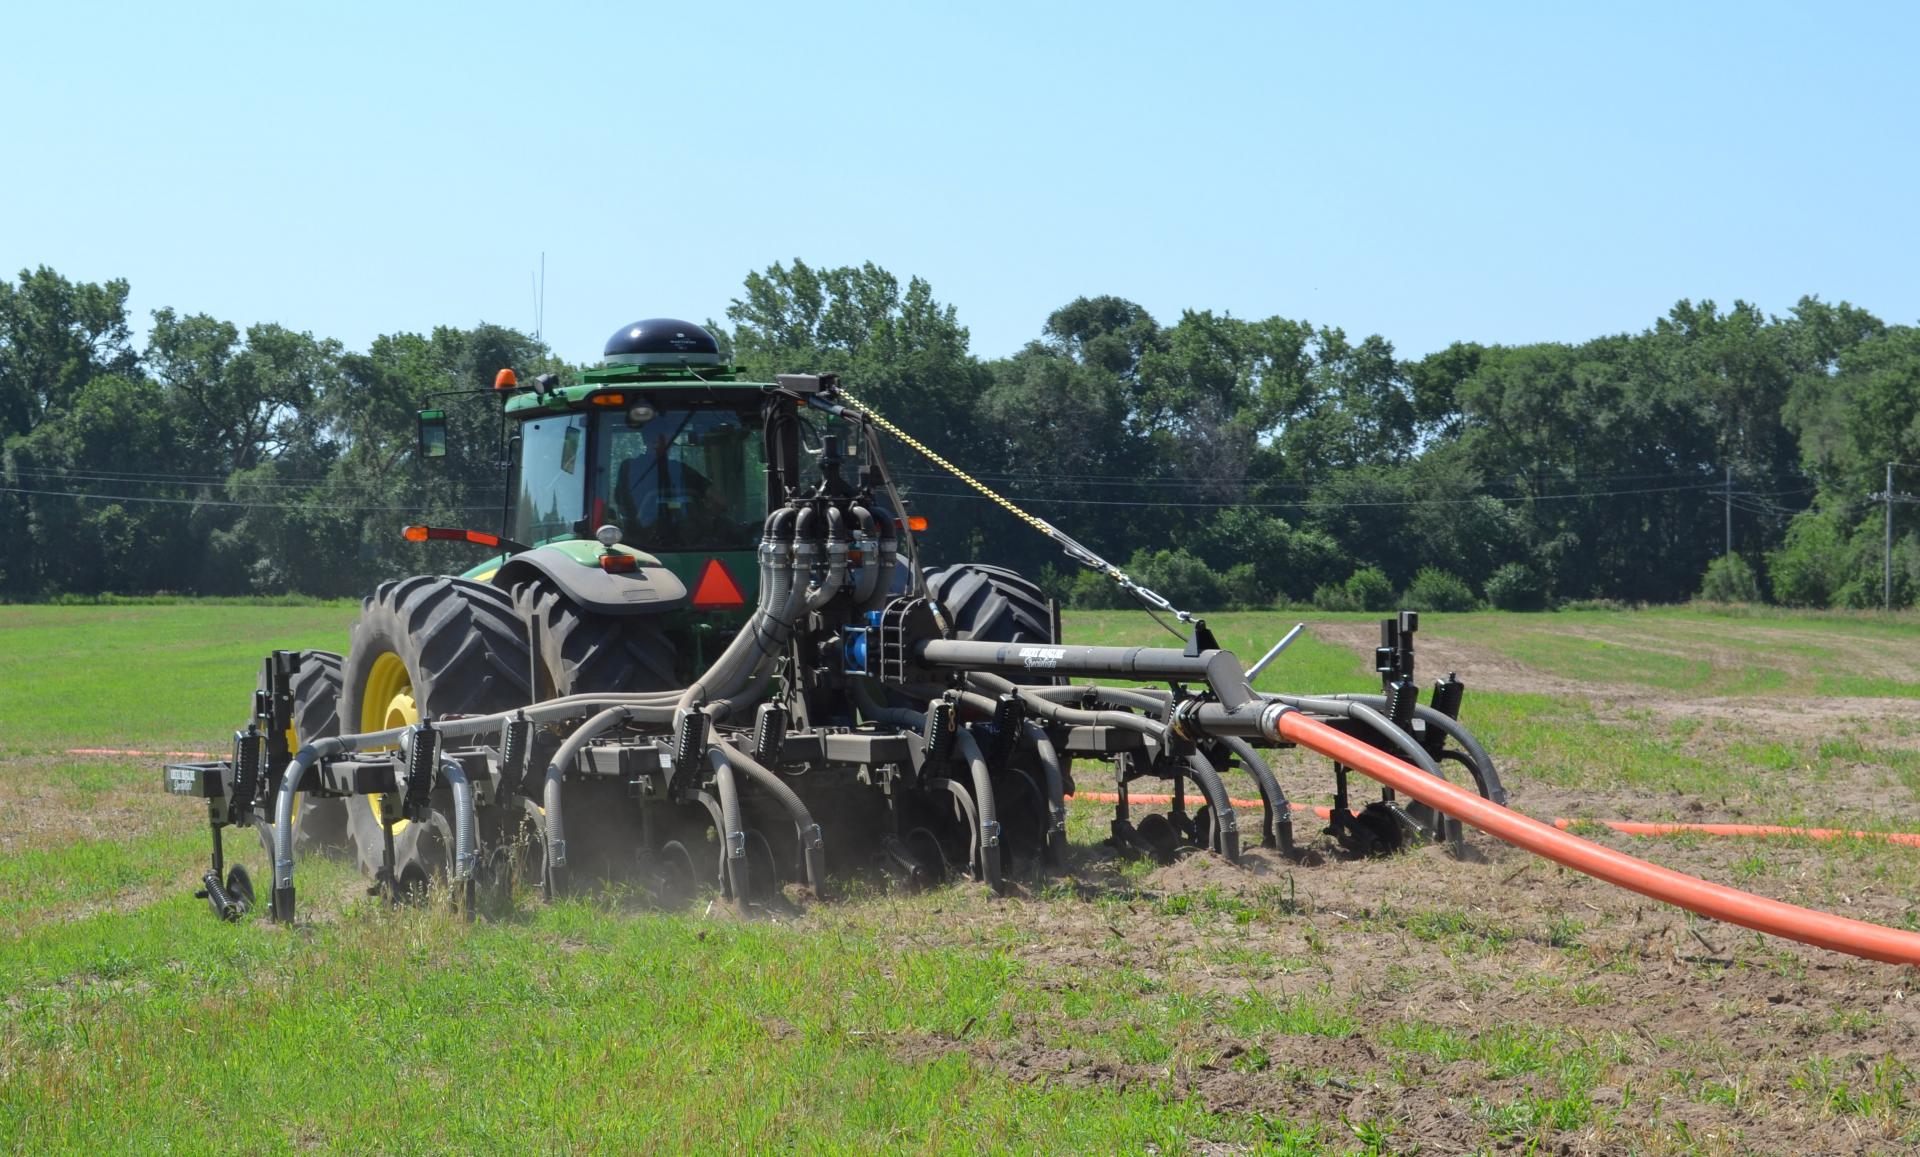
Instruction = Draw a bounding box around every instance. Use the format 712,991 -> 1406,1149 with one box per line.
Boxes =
691,558 -> 746,609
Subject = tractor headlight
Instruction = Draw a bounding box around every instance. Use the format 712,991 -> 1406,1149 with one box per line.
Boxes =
626,402 -> 657,427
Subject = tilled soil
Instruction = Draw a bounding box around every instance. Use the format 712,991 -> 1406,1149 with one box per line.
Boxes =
872,836 -> 1920,1154
859,621 -> 1920,1153
1309,620 -> 1920,749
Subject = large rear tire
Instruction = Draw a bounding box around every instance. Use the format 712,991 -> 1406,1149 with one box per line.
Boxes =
924,562 -> 1063,876
514,579 -> 677,697
925,563 -> 1055,648
337,576 -> 533,883
513,579 -> 678,885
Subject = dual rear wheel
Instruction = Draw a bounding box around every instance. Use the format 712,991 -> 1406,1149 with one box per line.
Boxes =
334,575 -> 675,904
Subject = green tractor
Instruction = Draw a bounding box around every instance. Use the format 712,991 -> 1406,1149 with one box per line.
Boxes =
287,319 -> 1058,893
168,316 -> 1501,924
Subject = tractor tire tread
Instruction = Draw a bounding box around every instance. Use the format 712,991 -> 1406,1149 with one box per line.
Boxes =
925,563 -> 1053,645
338,575 -> 534,878
513,579 -> 677,695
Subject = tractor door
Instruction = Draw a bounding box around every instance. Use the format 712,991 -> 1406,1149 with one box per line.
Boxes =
507,413 -> 588,547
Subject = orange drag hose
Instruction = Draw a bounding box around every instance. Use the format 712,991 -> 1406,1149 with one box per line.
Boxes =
1272,709 -> 1920,966
70,747 -> 218,759
1069,791 -> 1920,851
1552,818 -> 1920,848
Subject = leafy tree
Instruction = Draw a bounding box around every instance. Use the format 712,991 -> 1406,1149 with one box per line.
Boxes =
1,260 -> 1908,610
3,373 -> 198,594
1766,507 -> 1850,607
1484,562 -> 1546,611
0,267 -> 136,439
1344,566 -> 1395,611
1697,553 -> 1762,604
1125,547 -> 1226,611
1405,567 -> 1478,611
1040,295 -> 1162,380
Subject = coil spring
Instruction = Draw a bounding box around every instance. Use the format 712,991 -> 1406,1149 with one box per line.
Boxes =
403,723 -> 440,818
675,711 -> 710,775
924,697 -> 957,762
231,727 -> 263,818
753,703 -> 788,763
500,715 -> 531,795
988,694 -> 1022,762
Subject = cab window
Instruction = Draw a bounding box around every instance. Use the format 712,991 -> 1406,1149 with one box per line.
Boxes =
595,408 -> 763,553
510,415 -> 587,545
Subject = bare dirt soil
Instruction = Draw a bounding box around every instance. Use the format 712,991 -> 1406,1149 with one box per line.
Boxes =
858,620 -> 1920,1153
1309,620 -> 1920,749
873,835 -> 1920,1154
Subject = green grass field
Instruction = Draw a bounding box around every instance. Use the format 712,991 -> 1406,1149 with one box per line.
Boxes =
3,603 -> 1919,1153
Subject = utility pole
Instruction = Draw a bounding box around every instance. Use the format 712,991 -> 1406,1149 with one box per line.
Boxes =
1725,464 -> 1733,559
1879,464 -> 1920,611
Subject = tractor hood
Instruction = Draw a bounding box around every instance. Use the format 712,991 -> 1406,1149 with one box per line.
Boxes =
480,540 -> 690,616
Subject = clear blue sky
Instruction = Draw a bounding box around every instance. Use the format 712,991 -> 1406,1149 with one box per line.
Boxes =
6,1 -> 1916,366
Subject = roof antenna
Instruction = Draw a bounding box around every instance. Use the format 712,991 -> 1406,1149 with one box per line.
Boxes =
532,252 -> 546,343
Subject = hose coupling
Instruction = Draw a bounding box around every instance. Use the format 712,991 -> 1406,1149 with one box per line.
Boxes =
1258,701 -> 1295,743
1169,698 -> 1203,743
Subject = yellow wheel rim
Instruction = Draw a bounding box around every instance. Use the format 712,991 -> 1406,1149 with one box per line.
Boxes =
360,651 -> 418,832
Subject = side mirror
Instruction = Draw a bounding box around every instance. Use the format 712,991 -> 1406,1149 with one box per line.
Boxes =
417,409 -> 448,460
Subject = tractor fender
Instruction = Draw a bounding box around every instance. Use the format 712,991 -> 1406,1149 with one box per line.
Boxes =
488,544 -> 689,616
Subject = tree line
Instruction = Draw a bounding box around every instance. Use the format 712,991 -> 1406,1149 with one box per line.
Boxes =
3,261 -> 1916,610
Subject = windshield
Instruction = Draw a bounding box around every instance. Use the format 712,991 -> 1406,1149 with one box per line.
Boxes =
510,414 -> 587,545
594,407 -> 765,553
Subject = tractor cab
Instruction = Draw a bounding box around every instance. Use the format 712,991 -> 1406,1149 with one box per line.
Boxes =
506,388 -> 766,556
506,318 -> 769,560
415,319 -> 780,625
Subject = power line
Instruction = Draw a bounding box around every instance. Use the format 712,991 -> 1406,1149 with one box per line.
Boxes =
902,479 -> 1741,512
0,485 -> 499,514
890,465 -> 1804,490
4,466 -> 444,494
